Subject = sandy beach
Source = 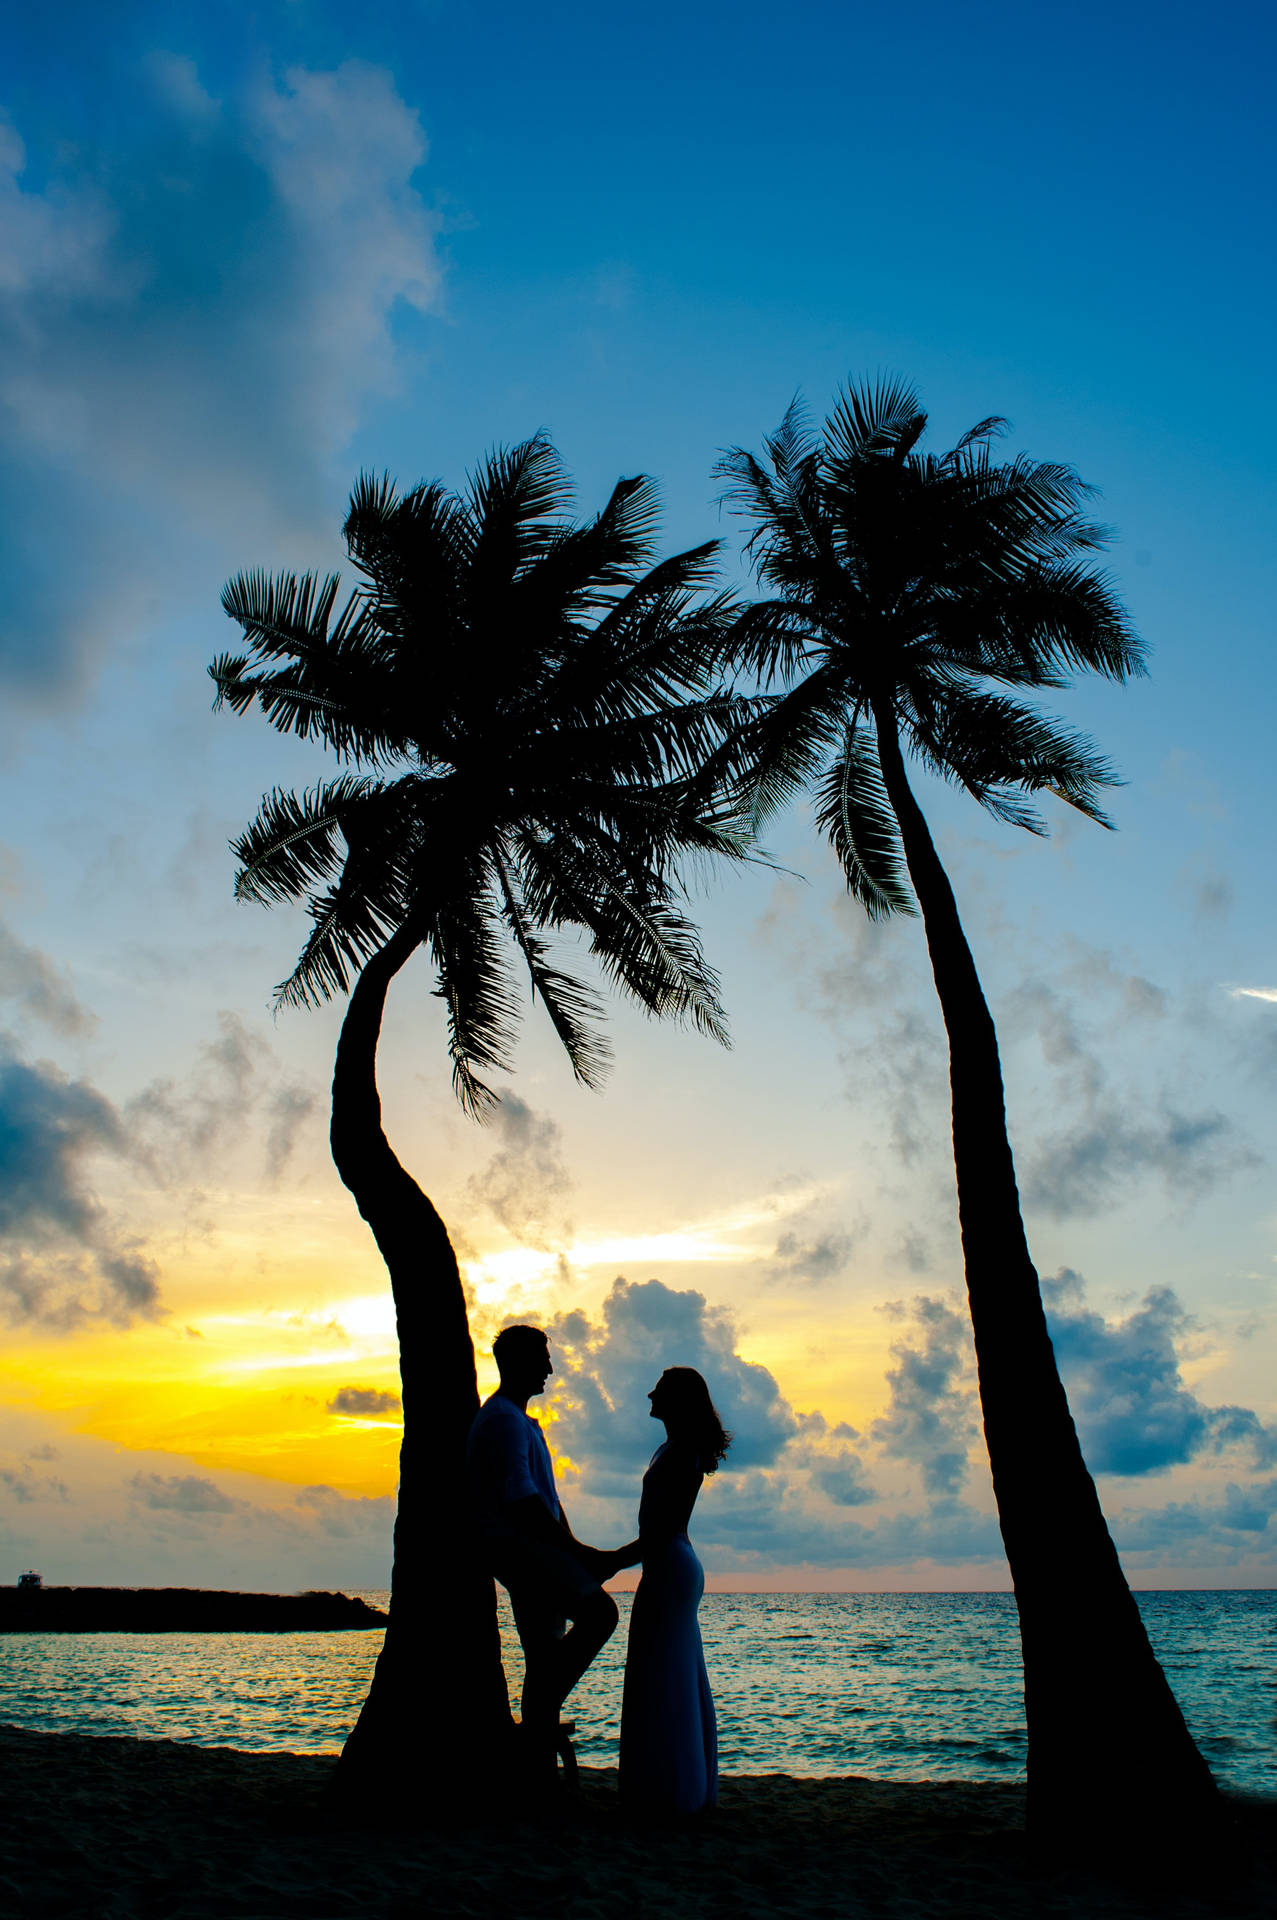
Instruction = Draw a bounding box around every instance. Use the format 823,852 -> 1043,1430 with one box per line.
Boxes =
3,1724 -> 1273,1920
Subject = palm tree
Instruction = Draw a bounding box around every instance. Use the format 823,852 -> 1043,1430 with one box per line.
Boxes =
211,437 -> 748,1810
715,380 -> 1215,1843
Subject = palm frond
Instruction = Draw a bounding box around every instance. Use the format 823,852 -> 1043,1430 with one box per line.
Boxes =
825,375 -> 926,463
466,434 -> 574,582
814,727 -> 916,918
427,882 -> 523,1118
221,569 -> 345,662
905,688 -> 1121,829
946,415 -> 1010,457
215,435 -> 749,1109
714,598 -> 818,685
721,670 -> 849,832
230,777 -> 382,906
514,831 -> 729,1043
492,848 -> 612,1089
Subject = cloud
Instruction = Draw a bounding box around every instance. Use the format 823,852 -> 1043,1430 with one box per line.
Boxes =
757,887 -> 950,1176
128,1011 -> 315,1184
1025,1102 -> 1253,1218
1109,1480 -> 1277,1566
813,910 -> 949,1170
0,59 -> 442,703
0,1451 -> 70,1503
1006,966 -> 1256,1218
548,1277 -> 799,1488
467,1092 -> 574,1250
0,1407 -> 399,1587
870,1296 -> 978,1497
328,1386 -> 402,1418
0,922 -> 93,1035
1043,1269 -> 1277,1477
293,1483 -> 396,1540
129,1473 -> 239,1515
767,1220 -> 865,1285
1231,987 -> 1277,1005
0,1031 -> 161,1328
542,1278 -> 1007,1572
889,1228 -> 931,1273
786,1411 -> 877,1508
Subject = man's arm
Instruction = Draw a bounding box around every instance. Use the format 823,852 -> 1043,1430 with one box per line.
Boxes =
506,1495 -> 641,1579
505,1493 -> 576,1548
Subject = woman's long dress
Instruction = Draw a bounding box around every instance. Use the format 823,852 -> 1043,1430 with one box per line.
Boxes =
619,1442 -> 717,1813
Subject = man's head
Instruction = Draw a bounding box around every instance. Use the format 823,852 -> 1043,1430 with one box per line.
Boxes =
493,1324 -> 553,1398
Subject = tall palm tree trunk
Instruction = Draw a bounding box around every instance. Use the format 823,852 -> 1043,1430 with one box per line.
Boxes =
324,927 -> 512,1815
871,702 -> 1215,1843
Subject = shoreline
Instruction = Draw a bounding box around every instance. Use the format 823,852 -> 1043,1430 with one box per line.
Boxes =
4,1723 -> 1273,1918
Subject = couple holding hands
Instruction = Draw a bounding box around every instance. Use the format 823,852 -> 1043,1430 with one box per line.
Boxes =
466,1323 -> 731,1815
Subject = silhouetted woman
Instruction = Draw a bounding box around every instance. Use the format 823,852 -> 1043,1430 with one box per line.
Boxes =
619,1367 -> 731,1814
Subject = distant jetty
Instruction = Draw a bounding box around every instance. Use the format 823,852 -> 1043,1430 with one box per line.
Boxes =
0,1587 -> 387,1633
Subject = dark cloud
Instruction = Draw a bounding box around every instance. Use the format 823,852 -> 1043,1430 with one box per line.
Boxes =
1043,1269 -> 1277,1477
1109,1481 -> 1277,1567
688,1468 -> 1000,1570
767,1219 -> 865,1285
0,1031 -> 161,1328
128,1011 -> 315,1184
1005,970 -> 1254,1218
540,1278 -> 1009,1572
870,1296 -> 978,1497
548,1277 -> 799,1488
327,1386 -> 402,1418
129,1473 -> 238,1515
787,1411 -> 877,1508
813,911 -> 949,1170
264,1084 -> 316,1180
1026,1103 -> 1253,1219
758,888 -> 949,1175
0,1453 -> 70,1503
467,1091 -> 573,1250
889,1228 -> 931,1274
294,1483 -> 396,1539
0,59 -> 442,703
0,922 -> 93,1035
1192,875 -> 1234,922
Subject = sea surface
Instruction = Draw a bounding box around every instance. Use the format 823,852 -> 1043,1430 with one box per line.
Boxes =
2,1589 -> 1274,1793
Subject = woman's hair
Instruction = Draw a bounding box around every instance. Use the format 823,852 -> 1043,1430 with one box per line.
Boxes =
657,1367 -> 732,1473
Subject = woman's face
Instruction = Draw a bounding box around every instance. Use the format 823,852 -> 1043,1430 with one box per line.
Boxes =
647,1374 -> 675,1421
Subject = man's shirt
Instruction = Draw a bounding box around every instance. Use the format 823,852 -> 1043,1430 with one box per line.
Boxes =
467,1392 -> 561,1526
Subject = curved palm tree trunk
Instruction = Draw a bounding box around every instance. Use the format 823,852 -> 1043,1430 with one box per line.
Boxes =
871,703 -> 1215,1844
324,927 -> 512,1816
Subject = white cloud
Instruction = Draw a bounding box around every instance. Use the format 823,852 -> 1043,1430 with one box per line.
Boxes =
1230,987 -> 1277,1004
0,59 -> 443,700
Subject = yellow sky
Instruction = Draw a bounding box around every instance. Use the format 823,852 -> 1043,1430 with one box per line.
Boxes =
2,1197 -> 893,1498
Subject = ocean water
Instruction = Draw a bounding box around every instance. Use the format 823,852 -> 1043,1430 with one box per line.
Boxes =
2,1589 -> 1274,1794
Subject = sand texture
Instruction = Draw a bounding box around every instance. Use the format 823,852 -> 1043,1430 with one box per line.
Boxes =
2,1723 -> 1273,1919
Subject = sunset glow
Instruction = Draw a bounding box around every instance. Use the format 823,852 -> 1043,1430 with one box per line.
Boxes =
0,0 -> 1273,1601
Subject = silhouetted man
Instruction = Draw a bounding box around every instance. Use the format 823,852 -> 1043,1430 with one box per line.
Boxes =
468,1324 -> 636,1775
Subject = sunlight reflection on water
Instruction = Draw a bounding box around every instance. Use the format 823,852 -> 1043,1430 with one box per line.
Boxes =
1,1589 -> 1273,1791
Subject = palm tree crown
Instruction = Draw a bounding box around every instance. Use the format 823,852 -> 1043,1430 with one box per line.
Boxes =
714,377 -> 1146,898
211,436 -> 749,1113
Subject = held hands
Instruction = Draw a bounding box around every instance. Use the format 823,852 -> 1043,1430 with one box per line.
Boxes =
582,1539 -> 642,1581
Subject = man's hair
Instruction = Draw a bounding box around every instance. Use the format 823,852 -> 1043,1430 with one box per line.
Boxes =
492,1324 -> 549,1373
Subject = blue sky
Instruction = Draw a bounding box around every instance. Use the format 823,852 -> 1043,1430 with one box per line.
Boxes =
0,0 -> 1275,1590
